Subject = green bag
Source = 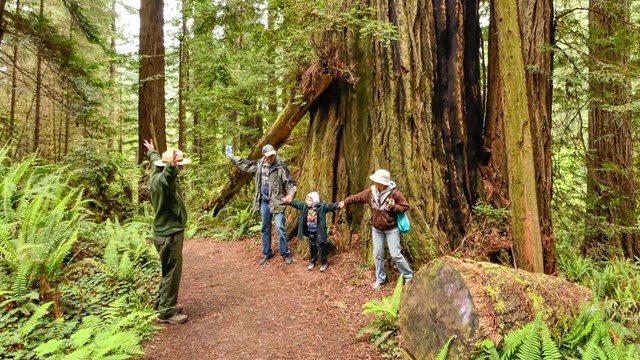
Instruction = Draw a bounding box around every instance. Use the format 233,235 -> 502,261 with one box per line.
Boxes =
397,212 -> 410,234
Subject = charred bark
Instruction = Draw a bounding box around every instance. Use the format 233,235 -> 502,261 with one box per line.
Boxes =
399,257 -> 591,359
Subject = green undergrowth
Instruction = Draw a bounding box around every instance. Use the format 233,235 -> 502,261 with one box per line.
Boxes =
0,148 -> 158,359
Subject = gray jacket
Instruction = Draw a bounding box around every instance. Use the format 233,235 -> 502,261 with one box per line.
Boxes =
230,155 -> 297,213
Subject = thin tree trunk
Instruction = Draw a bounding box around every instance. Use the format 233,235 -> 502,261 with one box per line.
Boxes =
9,0 -> 20,143
585,0 -> 638,259
494,0 -> 544,272
108,0 -> 117,152
33,0 -> 44,153
177,0 -> 188,150
138,0 -> 166,163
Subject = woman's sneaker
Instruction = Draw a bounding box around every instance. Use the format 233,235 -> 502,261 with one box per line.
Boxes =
307,262 -> 315,270
320,264 -> 328,272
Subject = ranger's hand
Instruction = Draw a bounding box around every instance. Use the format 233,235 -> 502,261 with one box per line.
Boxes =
143,139 -> 154,151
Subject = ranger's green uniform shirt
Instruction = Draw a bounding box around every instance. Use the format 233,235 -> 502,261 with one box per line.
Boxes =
148,150 -> 187,236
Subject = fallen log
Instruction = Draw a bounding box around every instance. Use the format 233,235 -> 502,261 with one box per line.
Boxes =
203,59 -> 354,215
398,256 -> 591,359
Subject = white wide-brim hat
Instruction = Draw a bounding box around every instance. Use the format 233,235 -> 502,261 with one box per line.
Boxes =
154,149 -> 192,167
369,169 -> 391,186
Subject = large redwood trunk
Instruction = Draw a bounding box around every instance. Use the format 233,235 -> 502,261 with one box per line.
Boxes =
138,0 -> 167,163
294,0 -> 483,261
482,0 -> 555,273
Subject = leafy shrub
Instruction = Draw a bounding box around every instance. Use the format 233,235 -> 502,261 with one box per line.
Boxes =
63,141 -> 139,222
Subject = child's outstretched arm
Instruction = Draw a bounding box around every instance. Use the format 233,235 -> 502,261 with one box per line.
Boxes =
325,202 -> 341,212
286,198 -> 305,210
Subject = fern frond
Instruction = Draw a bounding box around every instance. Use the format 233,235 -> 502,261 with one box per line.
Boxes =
581,334 -> 600,360
516,318 -> 541,360
540,321 -> 561,360
70,328 -> 94,348
11,261 -> 34,298
45,230 -> 79,278
500,321 -> 535,360
435,335 -> 457,360
19,301 -> 53,338
33,339 -> 64,357
0,222 -> 18,267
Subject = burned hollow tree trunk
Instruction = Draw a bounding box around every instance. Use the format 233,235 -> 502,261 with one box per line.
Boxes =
399,257 -> 591,359
292,0 -> 482,262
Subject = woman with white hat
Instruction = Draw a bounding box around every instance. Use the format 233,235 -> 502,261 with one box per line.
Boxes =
339,169 -> 413,289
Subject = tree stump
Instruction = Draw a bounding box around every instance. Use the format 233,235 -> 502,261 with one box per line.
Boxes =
398,257 -> 591,359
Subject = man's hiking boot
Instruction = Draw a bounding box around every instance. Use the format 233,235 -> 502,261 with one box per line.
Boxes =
155,313 -> 188,325
259,254 -> 274,265
284,256 -> 293,265
320,264 -> 328,272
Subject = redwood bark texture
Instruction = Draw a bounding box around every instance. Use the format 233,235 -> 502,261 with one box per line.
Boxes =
483,0 -> 555,273
138,0 -> 167,163
399,257 -> 591,359
585,0 -> 638,259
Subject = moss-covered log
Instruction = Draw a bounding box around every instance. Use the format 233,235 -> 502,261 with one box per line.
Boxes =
398,257 -> 591,359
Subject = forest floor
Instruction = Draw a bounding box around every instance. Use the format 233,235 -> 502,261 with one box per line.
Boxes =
142,237 -> 392,359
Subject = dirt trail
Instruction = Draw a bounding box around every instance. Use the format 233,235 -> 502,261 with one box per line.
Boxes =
143,238 -> 388,359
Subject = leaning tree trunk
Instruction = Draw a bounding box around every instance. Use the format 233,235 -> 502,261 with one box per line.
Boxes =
138,0 -> 167,163
202,60 -> 349,215
399,257 -> 591,359
294,0 -> 482,261
483,0 -> 555,273
584,0 -> 638,259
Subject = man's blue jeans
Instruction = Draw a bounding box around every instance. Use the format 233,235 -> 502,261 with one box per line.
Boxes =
260,202 -> 290,258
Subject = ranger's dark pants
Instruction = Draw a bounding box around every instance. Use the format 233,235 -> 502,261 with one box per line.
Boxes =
153,230 -> 184,319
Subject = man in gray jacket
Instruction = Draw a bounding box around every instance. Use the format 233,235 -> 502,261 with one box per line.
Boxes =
228,144 -> 297,265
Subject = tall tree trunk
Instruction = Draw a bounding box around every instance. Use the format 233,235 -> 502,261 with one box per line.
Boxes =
0,0 -> 7,45
483,0 -> 555,273
177,0 -> 188,151
293,0 -> 482,261
108,0 -> 117,152
192,111 -> 201,158
9,0 -> 20,143
33,0 -> 44,153
584,0 -> 638,259
493,0 -> 544,272
138,0 -> 166,163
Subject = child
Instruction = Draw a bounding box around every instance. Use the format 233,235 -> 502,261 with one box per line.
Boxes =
340,169 -> 413,289
286,192 -> 340,272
